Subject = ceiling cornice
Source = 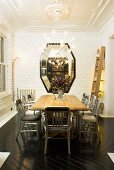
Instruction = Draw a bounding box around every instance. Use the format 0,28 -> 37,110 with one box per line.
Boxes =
87,0 -> 110,27
0,0 -> 114,32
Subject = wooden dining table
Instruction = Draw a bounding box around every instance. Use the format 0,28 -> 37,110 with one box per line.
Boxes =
30,94 -> 88,137
30,94 -> 87,112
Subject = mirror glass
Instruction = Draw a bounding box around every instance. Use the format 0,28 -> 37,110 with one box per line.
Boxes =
40,43 -> 76,93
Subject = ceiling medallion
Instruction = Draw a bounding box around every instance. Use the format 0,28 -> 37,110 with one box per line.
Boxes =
46,1 -> 69,18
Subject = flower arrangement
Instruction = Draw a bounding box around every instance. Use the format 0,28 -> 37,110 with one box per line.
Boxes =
51,76 -> 65,93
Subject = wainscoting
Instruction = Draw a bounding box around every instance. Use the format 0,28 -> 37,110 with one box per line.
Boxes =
0,94 -> 14,117
0,93 -> 17,128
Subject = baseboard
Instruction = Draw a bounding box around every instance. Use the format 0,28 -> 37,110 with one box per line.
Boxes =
99,114 -> 114,118
0,110 -> 17,128
108,153 -> 114,163
0,152 -> 10,168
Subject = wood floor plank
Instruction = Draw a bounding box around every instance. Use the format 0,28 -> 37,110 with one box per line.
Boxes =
0,114 -> 114,170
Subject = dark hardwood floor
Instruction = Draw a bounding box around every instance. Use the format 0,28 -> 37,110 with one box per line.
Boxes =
0,113 -> 114,170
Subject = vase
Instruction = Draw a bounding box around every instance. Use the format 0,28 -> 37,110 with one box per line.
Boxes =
57,89 -> 64,99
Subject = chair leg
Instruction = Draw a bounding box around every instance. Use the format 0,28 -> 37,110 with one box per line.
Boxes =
89,122 -> 101,143
39,119 -> 41,136
96,123 -> 101,142
79,118 -> 82,141
68,131 -> 71,155
16,120 -> 22,140
36,122 -> 39,139
44,133 -> 48,155
16,120 -> 24,139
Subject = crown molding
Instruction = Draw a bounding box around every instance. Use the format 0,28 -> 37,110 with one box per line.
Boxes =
0,0 -> 114,32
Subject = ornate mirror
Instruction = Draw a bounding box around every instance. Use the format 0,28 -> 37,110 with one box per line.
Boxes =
40,43 -> 76,93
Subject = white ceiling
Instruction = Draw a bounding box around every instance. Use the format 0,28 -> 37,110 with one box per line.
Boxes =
0,0 -> 114,32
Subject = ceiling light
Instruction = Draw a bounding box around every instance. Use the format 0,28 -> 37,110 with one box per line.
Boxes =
46,1 -> 69,18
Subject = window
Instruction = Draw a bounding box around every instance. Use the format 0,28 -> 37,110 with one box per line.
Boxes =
0,35 -> 6,92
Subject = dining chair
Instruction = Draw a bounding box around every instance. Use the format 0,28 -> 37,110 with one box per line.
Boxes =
82,93 -> 89,104
16,104 -> 41,140
21,94 -> 35,111
43,107 -> 72,155
89,95 -> 97,112
77,93 -> 90,128
22,95 -> 26,105
79,98 -> 101,142
81,95 -> 97,116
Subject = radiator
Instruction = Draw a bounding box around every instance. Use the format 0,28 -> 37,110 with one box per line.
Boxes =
17,88 -> 35,101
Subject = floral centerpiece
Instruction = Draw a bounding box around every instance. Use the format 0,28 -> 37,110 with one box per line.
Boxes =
51,76 -> 65,95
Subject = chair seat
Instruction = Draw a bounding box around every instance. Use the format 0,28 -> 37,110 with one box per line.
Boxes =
25,110 -> 35,115
78,110 -> 92,116
82,115 -> 96,122
25,110 -> 40,115
21,114 -> 41,121
83,110 -> 93,115
48,125 -> 70,131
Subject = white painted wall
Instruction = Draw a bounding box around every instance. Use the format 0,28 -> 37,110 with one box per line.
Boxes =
0,27 -> 13,96
100,13 -> 114,116
107,38 -> 114,116
1,8 -> 114,117
0,27 -> 14,116
14,31 -> 101,100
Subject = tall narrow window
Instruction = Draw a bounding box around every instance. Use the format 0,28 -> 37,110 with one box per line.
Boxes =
0,35 -> 6,92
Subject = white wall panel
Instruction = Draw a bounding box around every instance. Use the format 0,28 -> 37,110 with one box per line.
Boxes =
100,13 -> 114,116
14,31 -> 100,100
